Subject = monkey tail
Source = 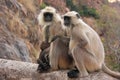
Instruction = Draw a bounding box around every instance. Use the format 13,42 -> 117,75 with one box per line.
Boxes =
102,63 -> 120,79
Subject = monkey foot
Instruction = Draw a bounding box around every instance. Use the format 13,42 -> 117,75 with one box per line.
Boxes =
67,69 -> 79,78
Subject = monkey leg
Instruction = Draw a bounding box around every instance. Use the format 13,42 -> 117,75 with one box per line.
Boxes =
49,38 -> 72,70
71,46 -> 100,77
49,41 -> 59,70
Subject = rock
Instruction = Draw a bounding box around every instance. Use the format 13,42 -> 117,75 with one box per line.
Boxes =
72,0 -> 108,9
0,0 -> 41,62
0,43 -> 21,61
44,0 -> 68,13
13,39 -> 31,62
0,23 -> 31,62
0,59 -> 118,80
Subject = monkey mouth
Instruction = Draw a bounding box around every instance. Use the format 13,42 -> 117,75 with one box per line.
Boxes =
44,19 -> 52,22
44,16 -> 53,22
64,23 -> 71,27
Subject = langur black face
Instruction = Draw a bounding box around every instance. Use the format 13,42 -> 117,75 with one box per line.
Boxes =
63,16 -> 71,26
44,12 -> 53,22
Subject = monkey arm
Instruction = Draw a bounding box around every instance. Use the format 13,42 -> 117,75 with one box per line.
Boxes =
50,35 -> 70,43
40,42 -> 50,51
72,27 -> 88,47
40,25 -> 51,51
42,25 -> 50,43
50,35 -> 60,42
72,27 -> 95,57
77,32 -> 88,48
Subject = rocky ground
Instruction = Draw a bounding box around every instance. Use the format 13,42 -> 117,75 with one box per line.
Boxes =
0,59 -> 118,80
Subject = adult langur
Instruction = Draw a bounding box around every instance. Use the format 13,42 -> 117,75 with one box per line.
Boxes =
62,11 -> 120,79
37,6 -> 74,72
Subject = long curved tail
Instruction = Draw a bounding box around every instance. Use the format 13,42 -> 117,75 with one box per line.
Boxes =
102,63 -> 120,79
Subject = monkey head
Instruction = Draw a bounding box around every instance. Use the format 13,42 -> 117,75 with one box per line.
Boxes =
37,6 -> 61,26
63,11 -> 81,27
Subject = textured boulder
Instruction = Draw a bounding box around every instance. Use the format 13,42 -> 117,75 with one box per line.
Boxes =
0,59 -> 118,80
0,0 -> 41,62
0,23 -> 31,62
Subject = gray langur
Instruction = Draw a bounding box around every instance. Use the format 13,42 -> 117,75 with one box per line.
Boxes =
62,11 -> 120,78
37,6 -> 74,72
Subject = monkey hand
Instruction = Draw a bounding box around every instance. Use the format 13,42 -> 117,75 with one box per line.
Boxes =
77,43 -> 95,57
77,39 -> 88,48
61,37 -> 70,46
77,43 -> 84,48
50,35 -> 60,42
40,42 -> 50,51
37,61 -> 50,73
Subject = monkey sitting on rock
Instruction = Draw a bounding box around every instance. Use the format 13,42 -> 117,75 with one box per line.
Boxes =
37,6 -> 74,72
62,11 -> 120,79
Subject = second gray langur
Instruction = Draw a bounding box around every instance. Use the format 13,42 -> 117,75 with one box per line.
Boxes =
62,11 -> 120,78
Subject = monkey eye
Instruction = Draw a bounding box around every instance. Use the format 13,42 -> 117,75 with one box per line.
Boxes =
76,14 -> 80,18
64,16 -> 71,20
44,12 -> 53,17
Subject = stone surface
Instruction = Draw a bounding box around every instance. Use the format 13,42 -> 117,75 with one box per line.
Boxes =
0,0 -> 41,62
0,59 -> 118,80
44,0 -> 68,13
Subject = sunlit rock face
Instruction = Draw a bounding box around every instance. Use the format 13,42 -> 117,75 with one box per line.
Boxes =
44,0 -> 67,13
108,0 -> 120,3
70,0 -> 108,9
108,0 -> 115,3
0,0 -> 36,62
0,26 -> 31,62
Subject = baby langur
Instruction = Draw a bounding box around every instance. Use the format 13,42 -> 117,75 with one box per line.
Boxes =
37,6 -> 74,72
63,11 -> 120,78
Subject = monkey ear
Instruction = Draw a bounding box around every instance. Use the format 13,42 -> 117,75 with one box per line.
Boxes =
76,14 -> 80,18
